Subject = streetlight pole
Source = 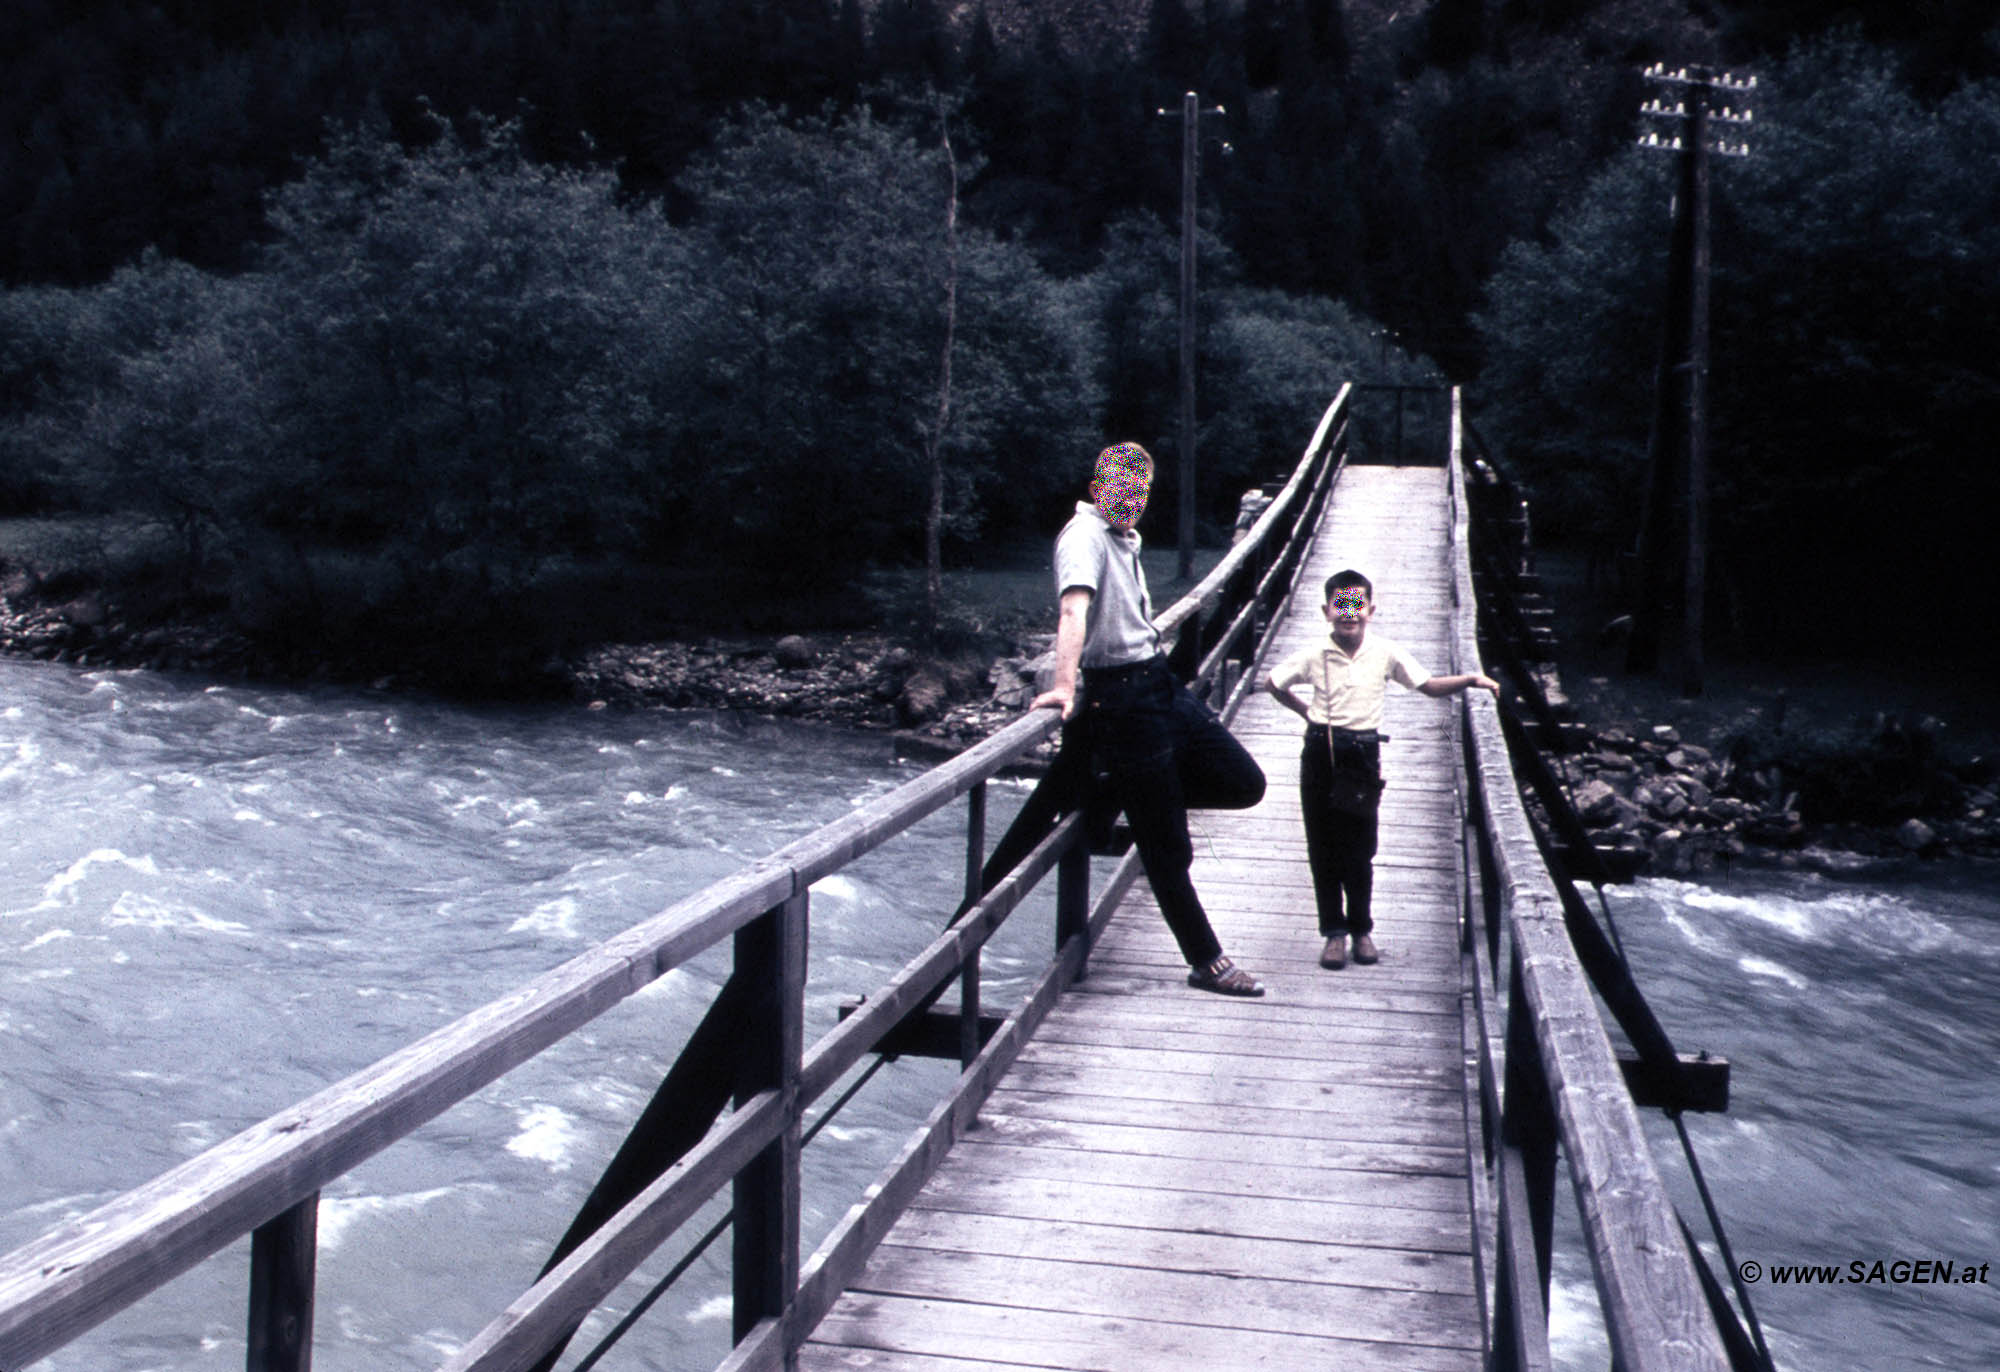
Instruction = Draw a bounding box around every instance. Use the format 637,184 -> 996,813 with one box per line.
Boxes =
1158,91 -> 1226,581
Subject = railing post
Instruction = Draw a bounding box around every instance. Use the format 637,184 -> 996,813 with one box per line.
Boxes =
732,890 -> 806,1347
246,1193 -> 317,1372
1491,952 -> 1558,1371
1056,836 -> 1089,979
960,783 -> 986,1067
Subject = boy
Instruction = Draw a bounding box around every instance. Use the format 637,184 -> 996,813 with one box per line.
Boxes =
1267,570 -> 1498,969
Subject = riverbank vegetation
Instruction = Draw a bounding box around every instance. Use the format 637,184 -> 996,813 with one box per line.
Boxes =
2,1 -> 1997,706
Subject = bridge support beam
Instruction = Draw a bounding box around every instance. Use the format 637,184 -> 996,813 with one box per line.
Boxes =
732,891 -> 807,1344
247,1194 -> 317,1372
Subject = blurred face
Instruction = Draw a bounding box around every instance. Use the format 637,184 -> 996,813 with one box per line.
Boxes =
1090,445 -> 1152,531
1325,585 -> 1373,646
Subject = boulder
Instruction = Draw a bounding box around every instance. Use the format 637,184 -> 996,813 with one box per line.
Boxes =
1636,780 -> 1690,820
62,592 -> 109,628
1574,778 -> 1621,826
1895,818 -> 1937,852
772,635 -> 814,669
988,657 -> 1036,710
896,667 -> 950,725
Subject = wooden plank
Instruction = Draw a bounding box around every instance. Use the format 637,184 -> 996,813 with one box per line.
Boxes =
989,1058 -> 1466,1122
1024,1015 -> 1461,1061
798,1350 -> 1071,1372
941,1136 -> 1467,1213
848,1245 -> 1483,1349
906,1171 -> 1469,1256
805,1292 -> 1475,1372
964,1111 -> 1468,1181
873,1207 -> 1479,1295
1014,1034 -> 1464,1082
1060,974 -> 1464,1019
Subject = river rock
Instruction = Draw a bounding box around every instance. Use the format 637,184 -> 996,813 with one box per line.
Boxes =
1665,744 -> 1714,770
1597,727 -> 1637,752
988,657 -> 1036,710
772,635 -> 814,669
1652,831 -> 1692,875
1636,779 -> 1690,820
1574,778 -> 1621,826
896,667 -> 949,725
1895,818 -> 1937,852
62,592 -> 109,629
1744,811 -> 1806,847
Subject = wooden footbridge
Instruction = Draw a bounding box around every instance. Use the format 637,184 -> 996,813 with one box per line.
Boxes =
0,387 -> 1762,1371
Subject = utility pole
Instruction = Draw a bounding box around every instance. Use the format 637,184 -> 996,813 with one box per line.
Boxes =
1156,91 -> 1226,580
1629,64 -> 1753,696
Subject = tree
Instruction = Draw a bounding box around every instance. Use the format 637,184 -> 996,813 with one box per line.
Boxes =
253,113 -> 688,645
1475,32 -> 2000,655
670,102 -> 1097,589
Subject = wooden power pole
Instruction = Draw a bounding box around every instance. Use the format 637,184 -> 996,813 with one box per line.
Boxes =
1157,91 -> 1226,581
1628,64 -> 1754,695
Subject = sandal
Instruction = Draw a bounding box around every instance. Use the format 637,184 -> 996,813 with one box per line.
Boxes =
1187,955 -> 1265,997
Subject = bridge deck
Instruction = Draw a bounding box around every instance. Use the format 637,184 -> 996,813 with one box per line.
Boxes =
799,465 -> 1480,1370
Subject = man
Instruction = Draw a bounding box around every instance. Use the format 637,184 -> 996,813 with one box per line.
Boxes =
999,442 -> 1268,995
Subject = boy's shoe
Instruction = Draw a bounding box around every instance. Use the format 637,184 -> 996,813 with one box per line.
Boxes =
1319,934 -> 1348,969
1351,933 -> 1379,965
1188,955 -> 1265,997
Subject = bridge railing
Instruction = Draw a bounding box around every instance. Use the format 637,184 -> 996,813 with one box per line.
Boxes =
0,385 -> 1353,1372
1444,388 -> 1732,1371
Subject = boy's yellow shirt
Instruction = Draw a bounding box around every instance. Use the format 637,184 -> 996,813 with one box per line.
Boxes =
1270,630 -> 1428,731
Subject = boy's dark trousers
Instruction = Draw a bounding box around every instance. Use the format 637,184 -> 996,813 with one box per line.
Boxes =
1300,723 -> 1381,938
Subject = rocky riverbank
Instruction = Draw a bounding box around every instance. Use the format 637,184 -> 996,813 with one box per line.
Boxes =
8,580 -> 1995,871
0,579 -> 1059,761
1534,717 -> 2000,879
561,631 -> 1059,761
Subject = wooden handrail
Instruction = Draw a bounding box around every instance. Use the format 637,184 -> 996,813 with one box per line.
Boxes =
1445,389 -> 1729,1370
0,383 -> 1356,1371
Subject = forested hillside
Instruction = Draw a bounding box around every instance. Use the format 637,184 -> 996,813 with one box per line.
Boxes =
3,0 -> 1996,678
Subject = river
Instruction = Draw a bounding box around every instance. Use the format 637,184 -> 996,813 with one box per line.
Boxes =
3,656 -> 1995,1371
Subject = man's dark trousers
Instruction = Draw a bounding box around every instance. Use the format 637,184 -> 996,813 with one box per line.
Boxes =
1299,723 -> 1381,938
970,657 -> 1264,967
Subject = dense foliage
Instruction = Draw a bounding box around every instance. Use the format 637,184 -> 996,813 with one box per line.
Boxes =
0,102 -> 1415,671
4,1 -> 1996,673
1474,32 -> 2000,656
